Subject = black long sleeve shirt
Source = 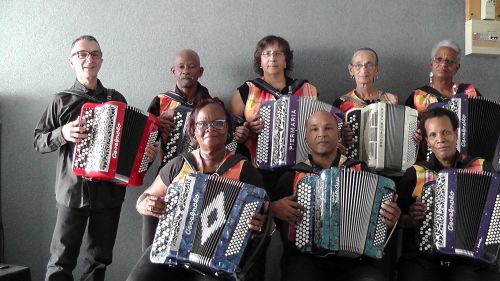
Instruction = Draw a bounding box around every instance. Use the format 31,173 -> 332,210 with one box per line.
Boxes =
33,79 -> 127,208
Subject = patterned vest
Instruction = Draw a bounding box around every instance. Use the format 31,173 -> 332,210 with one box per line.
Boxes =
412,82 -> 478,115
337,89 -> 398,114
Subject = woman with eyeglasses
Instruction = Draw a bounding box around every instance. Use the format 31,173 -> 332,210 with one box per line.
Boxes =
405,40 -> 480,116
127,98 -> 270,281
230,35 -> 317,194
333,47 -> 398,114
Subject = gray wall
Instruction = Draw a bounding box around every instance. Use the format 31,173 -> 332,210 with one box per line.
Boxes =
1,1 -> 499,280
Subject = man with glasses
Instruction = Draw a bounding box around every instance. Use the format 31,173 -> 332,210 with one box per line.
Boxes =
34,35 -> 156,281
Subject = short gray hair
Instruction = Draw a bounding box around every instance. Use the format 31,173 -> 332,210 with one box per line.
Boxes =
431,40 -> 461,64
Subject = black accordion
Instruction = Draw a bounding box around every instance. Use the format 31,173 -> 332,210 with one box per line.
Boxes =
161,106 -> 241,167
345,102 -> 418,175
419,169 -> 500,264
293,167 -> 396,259
256,96 -> 344,170
150,173 -> 267,280
72,101 -> 159,186
428,95 -> 500,163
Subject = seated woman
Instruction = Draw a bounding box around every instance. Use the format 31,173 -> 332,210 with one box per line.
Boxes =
127,98 -> 269,281
333,47 -> 398,114
405,40 -> 480,116
230,35 -> 317,190
397,107 -> 498,281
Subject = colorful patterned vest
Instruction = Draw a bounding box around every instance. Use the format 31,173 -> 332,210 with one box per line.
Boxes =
171,151 -> 245,184
412,82 -> 478,115
411,157 -> 484,200
337,90 -> 398,114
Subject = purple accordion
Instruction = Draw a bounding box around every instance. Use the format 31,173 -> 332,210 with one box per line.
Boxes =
419,169 -> 500,264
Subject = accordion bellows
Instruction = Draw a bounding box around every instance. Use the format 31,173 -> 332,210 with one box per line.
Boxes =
72,101 -> 159,186
427,95 -> 500,163
345,102 -> 418,175
293,167 -> 396,259
419,169 -> 500,264
150,174 -> 267,280
256,96 -> 344,170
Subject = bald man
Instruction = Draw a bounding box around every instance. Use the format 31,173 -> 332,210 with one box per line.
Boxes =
270,111 -> 400,281
143,50 -> 211,250
147,49 -> 211,168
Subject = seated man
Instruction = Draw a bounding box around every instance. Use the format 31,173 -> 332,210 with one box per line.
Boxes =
270,111 -> 400,281
397,107 -> 499,281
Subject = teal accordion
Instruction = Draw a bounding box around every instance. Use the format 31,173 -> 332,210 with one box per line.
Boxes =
293,167 -> 395,259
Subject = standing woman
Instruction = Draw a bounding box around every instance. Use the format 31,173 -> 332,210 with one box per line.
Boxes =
405,40 -> 480,116
333,47 -> 398,114
127,98 -> 269,281
230,35 -> 317,190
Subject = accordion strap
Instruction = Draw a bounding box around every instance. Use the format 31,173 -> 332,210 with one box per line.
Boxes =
60,88 -> 113,103
251,78 -> 308,99
160,91 -> 193,107
180,151 -> 247,176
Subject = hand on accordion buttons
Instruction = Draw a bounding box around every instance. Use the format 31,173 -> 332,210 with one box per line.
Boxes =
409,201 -> 426,222
62,119 -> 88,143
247,114 -> 263,135
145,142 -> 159,163
413,128 -> 423,146
380,195 -> 401,227
143,194 -> 166,218
340,122 -> 354,146
271,194 -> 305,226
234,123 -> 250,143
247,201 -> 269,236
159,110 -> 174,140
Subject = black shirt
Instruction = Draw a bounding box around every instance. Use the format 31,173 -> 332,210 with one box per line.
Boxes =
33,79 -> 127,208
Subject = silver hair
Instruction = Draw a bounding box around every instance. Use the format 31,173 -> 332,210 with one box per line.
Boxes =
431,40 -> 461,64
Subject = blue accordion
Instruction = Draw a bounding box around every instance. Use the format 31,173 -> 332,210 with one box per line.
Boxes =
150,173 -> 267,280
293,167 -> 395,259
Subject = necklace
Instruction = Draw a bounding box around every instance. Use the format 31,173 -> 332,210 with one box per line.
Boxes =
198,149 -> 228,174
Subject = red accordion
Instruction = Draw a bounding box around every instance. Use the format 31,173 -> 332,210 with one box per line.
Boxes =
72,101 -> 159,186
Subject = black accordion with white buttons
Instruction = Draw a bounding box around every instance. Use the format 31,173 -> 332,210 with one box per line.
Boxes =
345,102 -> 418,175
256,96 -> 344,170
150,173 -> 267,280
161,105 -> 194,167
293,167 -> 396,259
72,101 -> 159,186
419,169 -> 500,264
427,95 -> 500,163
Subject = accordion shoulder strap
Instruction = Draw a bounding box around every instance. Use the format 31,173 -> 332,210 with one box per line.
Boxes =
60,88 -> 114,103
180,152 -> 247,176
251,78 -> 308,99
159,91 -> 192,107
456,83 -> 472,95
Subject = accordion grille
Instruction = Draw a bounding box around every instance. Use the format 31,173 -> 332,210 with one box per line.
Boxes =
338,169 -> 377,256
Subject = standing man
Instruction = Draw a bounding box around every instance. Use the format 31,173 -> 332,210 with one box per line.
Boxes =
142,49 -> 211,250
34,35 -> 156,281
147,49 -> 211,170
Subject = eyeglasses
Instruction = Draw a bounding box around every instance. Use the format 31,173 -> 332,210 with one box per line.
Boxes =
432,57 -> 456,66
195,120 -> 227,131
71,50 -> 102,60
261,50 -> 284,57
350,63 -> 376,70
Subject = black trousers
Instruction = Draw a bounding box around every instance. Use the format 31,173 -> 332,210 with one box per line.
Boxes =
281,253 -> 386,281
126,245 -> 219,281
397,254 -> 500,281
45,204 -> 121,281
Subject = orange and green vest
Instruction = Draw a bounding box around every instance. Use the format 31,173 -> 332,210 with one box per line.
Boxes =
337,90 -> 398,114
411,82 -> 478,115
